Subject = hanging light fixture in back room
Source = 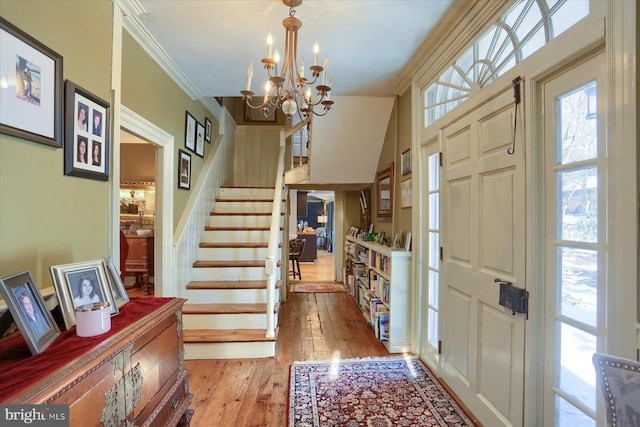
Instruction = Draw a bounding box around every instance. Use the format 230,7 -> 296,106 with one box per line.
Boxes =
240,0 -> 334,118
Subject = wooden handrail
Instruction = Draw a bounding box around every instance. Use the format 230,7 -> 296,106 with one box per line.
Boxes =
264,116 -> 312,338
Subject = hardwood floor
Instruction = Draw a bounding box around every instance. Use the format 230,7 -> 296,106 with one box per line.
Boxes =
183,249 -> 391,427
296,248 -> 337,282
127,249 -> 478,426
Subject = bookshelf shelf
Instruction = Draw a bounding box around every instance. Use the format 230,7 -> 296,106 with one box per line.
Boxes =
344,235 -> 411,353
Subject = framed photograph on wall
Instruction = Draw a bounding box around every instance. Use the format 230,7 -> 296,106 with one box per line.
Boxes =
0,271 -> 60,355
205,117 -> 212,143
178,149 -> 191,190
376,163 -> 394,222
184,111 -> 196,152
195,121 -> 205,157
401,148 -> 411,175
401,177 -> 412,208
50,260 -> 118,329
0,17 -> 63,148
64,80 -> 110,181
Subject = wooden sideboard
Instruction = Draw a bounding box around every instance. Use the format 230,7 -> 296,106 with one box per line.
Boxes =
1,298 -> 193,427
125,234 -> 154,294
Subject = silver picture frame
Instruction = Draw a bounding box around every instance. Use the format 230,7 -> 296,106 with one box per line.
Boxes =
50,259 -> 118,329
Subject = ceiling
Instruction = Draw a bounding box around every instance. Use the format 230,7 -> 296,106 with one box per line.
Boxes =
132,0 -> 453,98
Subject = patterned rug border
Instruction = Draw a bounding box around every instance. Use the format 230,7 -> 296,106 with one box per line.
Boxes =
288,355 -> 477,427
292,282 -> 347,293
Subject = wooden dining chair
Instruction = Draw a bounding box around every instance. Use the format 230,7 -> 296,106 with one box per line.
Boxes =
289,239 -> 305,280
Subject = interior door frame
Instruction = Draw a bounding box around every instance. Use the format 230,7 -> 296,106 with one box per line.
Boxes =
115,106 -> 174,296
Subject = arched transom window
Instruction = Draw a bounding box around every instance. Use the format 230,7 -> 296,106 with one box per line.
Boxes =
423,0 -> 589,127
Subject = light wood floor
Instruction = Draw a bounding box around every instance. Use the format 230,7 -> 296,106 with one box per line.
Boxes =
183,249 -> 393,427
128,250 -> 478,426
295,248 -> 337,282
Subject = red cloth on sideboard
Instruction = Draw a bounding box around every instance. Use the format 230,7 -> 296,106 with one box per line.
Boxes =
0,297 -> 172,402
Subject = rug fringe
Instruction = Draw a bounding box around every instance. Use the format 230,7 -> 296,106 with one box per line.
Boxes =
291,354 -> 416,366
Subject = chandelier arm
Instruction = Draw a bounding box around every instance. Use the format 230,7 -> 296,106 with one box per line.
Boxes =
240,0 -> 332,118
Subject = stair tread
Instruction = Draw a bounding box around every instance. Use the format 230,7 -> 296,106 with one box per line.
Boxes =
193,260 -> 283,268
186,280 -> 282,290
216,199 -> 286,202
199,242 -> 275,248
204,226 -> 283,231
183,302 -> 280,314
210,212 -> 284,216
184,328 -> 278,343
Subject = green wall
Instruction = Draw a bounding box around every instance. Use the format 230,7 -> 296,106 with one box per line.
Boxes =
0,1 -> 221,290
121,32 -> 219,229
0,1 -> 114,288
368,91 -> 413,242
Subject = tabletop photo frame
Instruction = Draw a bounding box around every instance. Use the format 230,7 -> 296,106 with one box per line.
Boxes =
102,257 -> 130,309
0,271 -> 60,355
64,80 -> 110,181
50,260 -> 118,329
0,17 -> 63,148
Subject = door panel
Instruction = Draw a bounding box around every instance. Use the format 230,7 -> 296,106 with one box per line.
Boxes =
441,86 -> 525,427
448,179 -> 472,262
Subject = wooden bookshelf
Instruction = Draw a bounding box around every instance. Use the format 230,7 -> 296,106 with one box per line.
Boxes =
344,235 -> 411,353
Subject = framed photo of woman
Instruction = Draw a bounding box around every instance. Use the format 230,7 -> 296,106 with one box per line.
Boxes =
0,271 -> 60,355
50,260 -> 118,329
63,80 -> 110,181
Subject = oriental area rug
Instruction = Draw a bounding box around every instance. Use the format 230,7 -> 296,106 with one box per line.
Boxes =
288,356 -> 476,427
293,282 -> 347,293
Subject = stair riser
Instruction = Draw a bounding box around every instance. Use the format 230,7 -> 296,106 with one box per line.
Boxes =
209,216 -> 272,228
183,313 -> 278,330
192,267 -> 267,281
186,288 -> 279,304
214,201 -> 276,213
198,247 -> 269,260
203,229 -> 271,242
184,341 -> 276,359
219,188 -> 275,200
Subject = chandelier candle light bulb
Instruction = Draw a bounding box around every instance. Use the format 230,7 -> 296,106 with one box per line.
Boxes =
246,63 -> 253,91
313,42 -> 319,66
300,56 -> 305,79
267,33 -> 273,58
274,49 -> 280,76
322,59 -> 329,85
264,81 -> 271,103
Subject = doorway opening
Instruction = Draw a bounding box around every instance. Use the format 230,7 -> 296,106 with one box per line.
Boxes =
289,189 -> 336,283
119,129 -> 156,297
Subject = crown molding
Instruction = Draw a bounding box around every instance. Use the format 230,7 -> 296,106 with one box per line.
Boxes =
393,0 -> 510,96
114,0 -> 202,101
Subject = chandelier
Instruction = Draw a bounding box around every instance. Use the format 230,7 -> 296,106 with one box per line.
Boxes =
240,0 -> 333,118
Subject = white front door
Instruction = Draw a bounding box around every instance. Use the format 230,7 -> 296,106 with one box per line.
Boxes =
440,85 -> 526,427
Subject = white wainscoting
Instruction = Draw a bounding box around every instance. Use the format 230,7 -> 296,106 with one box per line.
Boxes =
233,126 -> 282,188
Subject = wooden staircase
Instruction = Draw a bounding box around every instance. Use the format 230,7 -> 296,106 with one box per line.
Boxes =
183,187 -> 284,359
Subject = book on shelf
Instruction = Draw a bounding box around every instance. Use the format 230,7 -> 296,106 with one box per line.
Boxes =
377,312 -> 390,341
